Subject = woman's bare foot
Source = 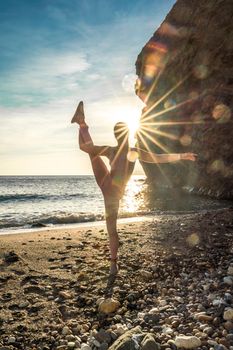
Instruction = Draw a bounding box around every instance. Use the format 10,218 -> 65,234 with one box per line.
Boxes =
71,101 -> 85,124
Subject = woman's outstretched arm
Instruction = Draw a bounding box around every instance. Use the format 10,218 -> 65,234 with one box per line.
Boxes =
132,147 -> 197,163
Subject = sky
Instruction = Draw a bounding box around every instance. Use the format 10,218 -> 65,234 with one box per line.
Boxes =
0,0 -> 175,175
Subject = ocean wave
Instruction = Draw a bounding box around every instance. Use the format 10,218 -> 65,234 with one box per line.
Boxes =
0,212 -> 105,229
0,192 -> 90,203
0,210 -> 151,230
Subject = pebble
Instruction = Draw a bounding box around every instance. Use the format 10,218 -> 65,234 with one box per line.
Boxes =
92,339 -> 101,347
228,266 -> 233,275
140,270 -> 153,280
7,336 -> 16,344
203,326 -> 213,335
62,326 -> 72,335
19,301 -> 29,308
94,328 -> 112,344
175,335 -> 201,349
141,333 -> 160,350
98,298 -> 120,314
195,313 -> 213,322
81,344 -> 91,350
223,308 -> 233,321
224,321 -> 233,331
59,291 -> 72,299
223,276 -> 233,285
67,342 -> 76,348
99,342 -> 108,350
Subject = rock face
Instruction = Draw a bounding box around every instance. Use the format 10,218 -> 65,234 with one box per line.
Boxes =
135,0 -> 233,199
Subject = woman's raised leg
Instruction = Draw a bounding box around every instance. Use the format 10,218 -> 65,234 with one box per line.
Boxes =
79,125 -> 110,189
72,101 -> 110,189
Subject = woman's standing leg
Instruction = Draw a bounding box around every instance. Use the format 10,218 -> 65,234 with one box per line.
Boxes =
104,196 -> 120,275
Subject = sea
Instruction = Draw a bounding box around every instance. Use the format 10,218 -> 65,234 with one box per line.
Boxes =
0,175 -> 232,234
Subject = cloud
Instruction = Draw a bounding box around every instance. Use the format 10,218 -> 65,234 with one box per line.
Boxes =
0,50 -> 90,107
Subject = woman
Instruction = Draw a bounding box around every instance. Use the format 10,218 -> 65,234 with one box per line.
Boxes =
71,101 -> 197,275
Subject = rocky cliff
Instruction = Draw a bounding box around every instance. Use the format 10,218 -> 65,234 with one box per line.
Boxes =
135,0 -> 233,199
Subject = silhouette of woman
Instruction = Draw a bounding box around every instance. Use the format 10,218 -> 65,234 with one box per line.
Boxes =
71,101 -> 197,275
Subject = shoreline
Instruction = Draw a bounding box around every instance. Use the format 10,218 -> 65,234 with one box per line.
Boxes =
0,215 -> 155,237
1,204 -> 232,237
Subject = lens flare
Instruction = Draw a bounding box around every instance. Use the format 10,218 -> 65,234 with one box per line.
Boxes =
193,65 -> 208,79
212,104 -> 231,122
186,233 -> 200,247
180,135 -> 192,146
122,74 -> 138,93
164,98 -> 176,109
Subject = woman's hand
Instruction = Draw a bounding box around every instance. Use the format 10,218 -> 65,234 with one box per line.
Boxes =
181,153 -> 198,161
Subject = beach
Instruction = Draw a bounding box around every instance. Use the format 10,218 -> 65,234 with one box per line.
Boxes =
0,207 -> 233,349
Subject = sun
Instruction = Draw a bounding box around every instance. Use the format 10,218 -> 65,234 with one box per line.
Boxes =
110,102 -> 142,146
123,108 -> 140,143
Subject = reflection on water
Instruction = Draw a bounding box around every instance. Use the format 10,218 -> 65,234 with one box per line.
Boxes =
121,176 -> 146,213
121,177 -> 232,214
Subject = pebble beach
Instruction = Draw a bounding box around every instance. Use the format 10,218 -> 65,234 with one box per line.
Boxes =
0,208 -> 233,350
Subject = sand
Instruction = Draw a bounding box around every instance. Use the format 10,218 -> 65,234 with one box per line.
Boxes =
0,208 -> 233,349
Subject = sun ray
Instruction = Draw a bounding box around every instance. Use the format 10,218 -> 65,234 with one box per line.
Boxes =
138,128 -> 170,153
141,120 -> 206,127
110,132 -> 129,168
144,68 -> 164,104
137,131 -> 173,186
142,73 -> 191,119
140,125 -> 179,141
141,94 -> 200,123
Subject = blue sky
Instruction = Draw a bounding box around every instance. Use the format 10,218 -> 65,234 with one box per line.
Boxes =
0,0 -> 175,175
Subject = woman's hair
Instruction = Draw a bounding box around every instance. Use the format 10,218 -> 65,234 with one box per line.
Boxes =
114,122 -> 129,143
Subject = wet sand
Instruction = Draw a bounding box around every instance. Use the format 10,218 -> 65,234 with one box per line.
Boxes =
0,208 -> 233,349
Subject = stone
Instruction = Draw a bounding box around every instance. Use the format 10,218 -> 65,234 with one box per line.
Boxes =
81,344 -> 92,350
203,326 -> 213,335
175,335 -> 201,349
140,270 -> 153,280
7,337 -> 16,344
67,342 -> 76,348
62,326 -> 71,335
59,291 -> 72,299
115,324 -> 128,336
224,321 -> 233,331
223,276 -> 233,286
93,340 -> 101,347
98,298 -> 120,314
4,251 -> 19,263
141,334 -> 160,350
223,308 -> 233,321
95,329 -> 112,344
195,313 -> 213,322
228,266 -> 233,275
224,293 -> 233,303
108,326 -> 143,350
99,342 -> 109,350
19,301 -> 30,308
